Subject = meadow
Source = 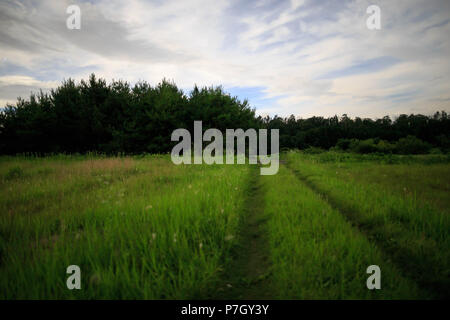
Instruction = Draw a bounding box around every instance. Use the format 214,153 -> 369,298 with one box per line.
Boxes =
0,152 -> 448,299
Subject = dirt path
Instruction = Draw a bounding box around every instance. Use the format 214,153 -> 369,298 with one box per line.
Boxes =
212,165 -> 272,299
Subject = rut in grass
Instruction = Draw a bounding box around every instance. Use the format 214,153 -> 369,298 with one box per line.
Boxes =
284,161 -> 448,299
212,165 -> 272,299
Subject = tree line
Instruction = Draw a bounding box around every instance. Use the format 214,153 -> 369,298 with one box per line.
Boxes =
0,74 -> 449,155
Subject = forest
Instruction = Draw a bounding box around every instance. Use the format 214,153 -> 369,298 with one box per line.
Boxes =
1,74 -> 449,155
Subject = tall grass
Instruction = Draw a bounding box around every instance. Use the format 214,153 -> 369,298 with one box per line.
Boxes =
1,152 -> 447,299
286,151 -> 450,298
262,165 -> 421,299
0,155 -> 250,299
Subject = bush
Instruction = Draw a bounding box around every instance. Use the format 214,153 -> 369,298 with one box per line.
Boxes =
435,134 -> 450,152
429,148 -> 443,155
375,140 -> 395,154
395,135 -> 431,154
336,138 -> 353,151
339,137 -> 430,155
350,139 -> 378,154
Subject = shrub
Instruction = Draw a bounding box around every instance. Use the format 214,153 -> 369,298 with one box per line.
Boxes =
350,139 -> 378,154
435,134 -> 450,152
429,148 -> 443,155
336,138 -> 353,150
375,140 -> 395,154
395,135 -> 432,154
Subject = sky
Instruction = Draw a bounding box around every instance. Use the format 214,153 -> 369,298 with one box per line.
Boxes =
0,0 -> 449,119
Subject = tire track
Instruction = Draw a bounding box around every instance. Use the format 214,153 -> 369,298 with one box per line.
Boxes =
212,165 -> 272,299
285,161 -> 447,299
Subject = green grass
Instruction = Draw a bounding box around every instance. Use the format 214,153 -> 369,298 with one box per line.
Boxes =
0,155 -> 250,299
285,151 -> 450,298
262,165 -> 421,299
0,152 -> 448,299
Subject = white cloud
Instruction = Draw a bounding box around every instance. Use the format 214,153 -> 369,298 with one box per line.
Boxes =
0,75 -> 57,88
0,0 -> 449,118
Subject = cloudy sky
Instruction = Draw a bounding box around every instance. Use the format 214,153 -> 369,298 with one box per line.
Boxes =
0,0 -> 449,118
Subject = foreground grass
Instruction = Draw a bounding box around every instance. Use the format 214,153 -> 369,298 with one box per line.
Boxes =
1,152 -> 447,299
286,151 -> 450,299
262,164 -> 421,299
0,155 -> 250,299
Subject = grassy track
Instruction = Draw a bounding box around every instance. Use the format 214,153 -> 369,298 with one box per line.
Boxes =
285,151 -> 450,299
212,165 -> 272,299
261,164 -> 422,299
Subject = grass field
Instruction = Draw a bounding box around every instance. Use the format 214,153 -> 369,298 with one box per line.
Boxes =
0,152 -> 448,299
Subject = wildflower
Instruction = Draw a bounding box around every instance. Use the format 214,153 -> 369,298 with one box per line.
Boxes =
225,234 -> 234,241
199,242 -> 203,249
152,233 -> 157,240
